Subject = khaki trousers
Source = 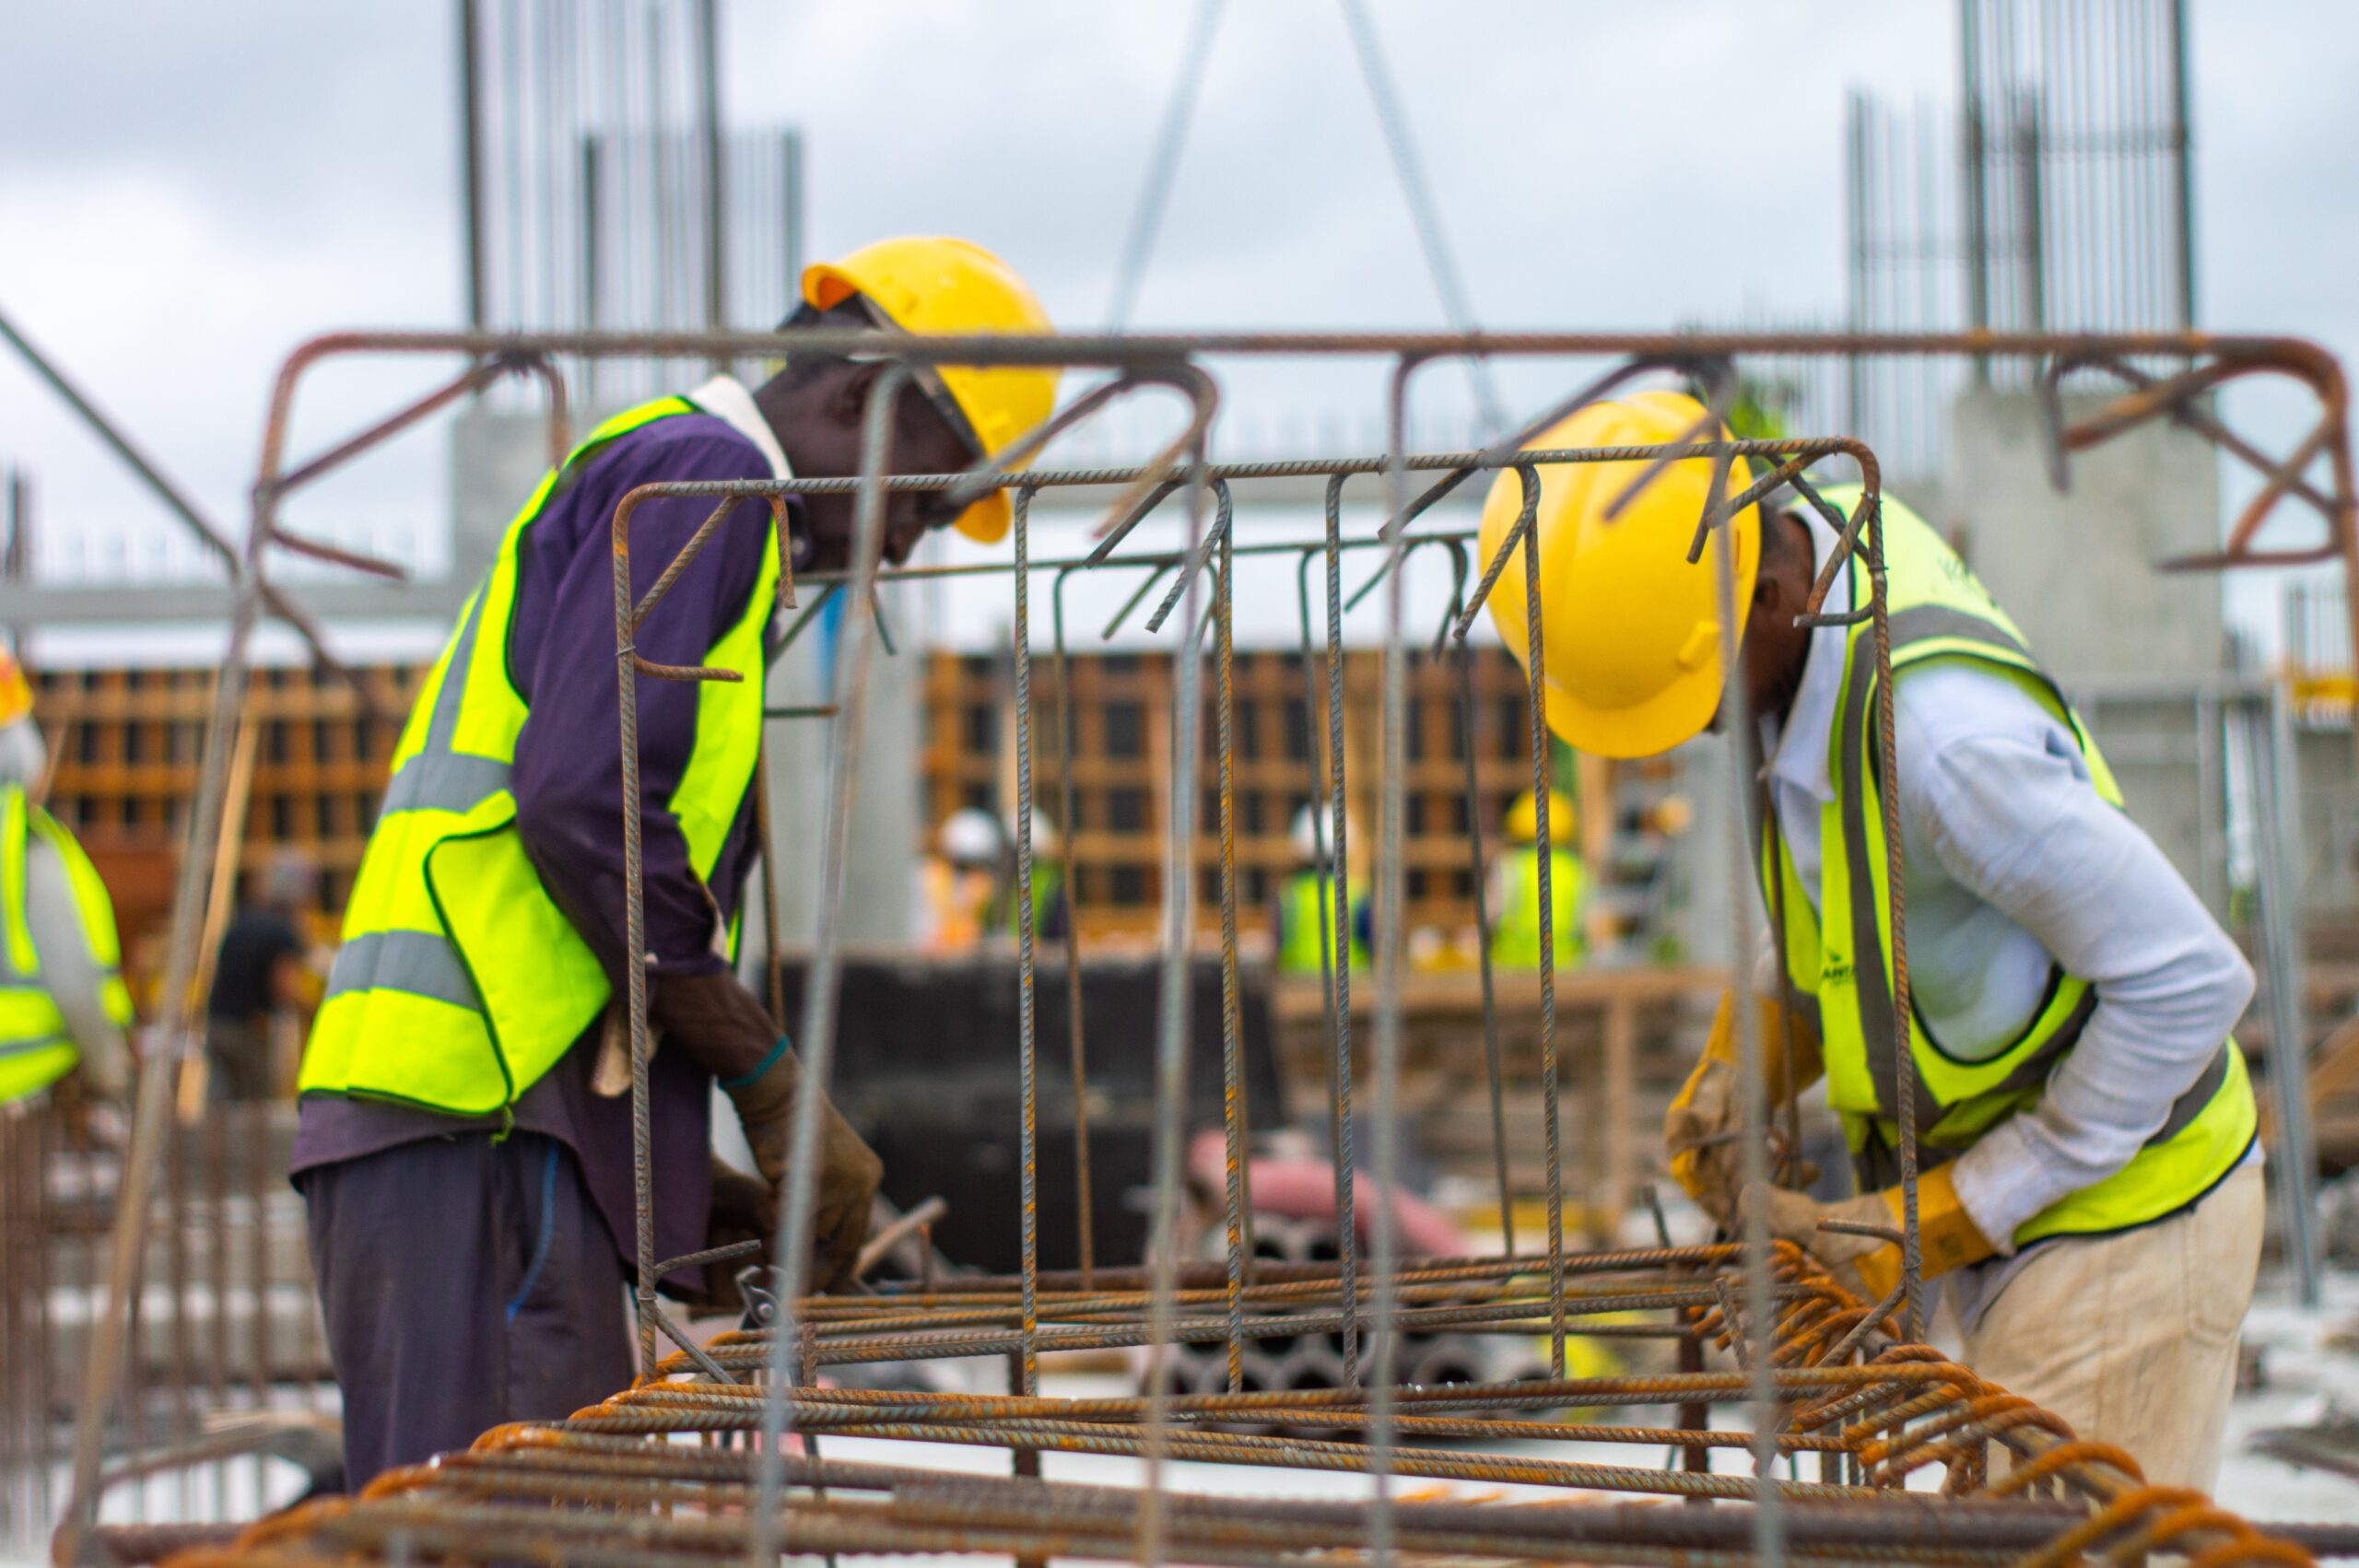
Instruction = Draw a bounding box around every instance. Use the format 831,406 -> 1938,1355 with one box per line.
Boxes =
1964,1160 -> 2263,1492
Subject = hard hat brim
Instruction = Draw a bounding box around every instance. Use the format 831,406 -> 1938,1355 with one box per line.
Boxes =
803,263 -> 863,312
955,489 -> 1012,544
1538,629 -> 1743,760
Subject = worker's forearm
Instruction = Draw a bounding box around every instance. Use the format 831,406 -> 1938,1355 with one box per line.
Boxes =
1907,723 -> 2255,1246
649,968 -> 779,1083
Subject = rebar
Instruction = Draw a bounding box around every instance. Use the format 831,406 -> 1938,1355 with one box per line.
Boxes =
51,322 -> 2356,1568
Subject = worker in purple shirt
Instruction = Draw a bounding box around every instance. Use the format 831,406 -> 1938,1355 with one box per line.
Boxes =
291,238 -> 1059,1489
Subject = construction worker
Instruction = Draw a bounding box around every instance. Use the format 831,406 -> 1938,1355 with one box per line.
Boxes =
925,807 -> 1007,951
1273,803 -> 1369,977
205,849 -> 321,1102
1488,788 -> 1583,971
0,650 -> 134,1115
292,238 -> 1059,1488
1006,807 -> 1068,942
1485,392 -> 2259,1490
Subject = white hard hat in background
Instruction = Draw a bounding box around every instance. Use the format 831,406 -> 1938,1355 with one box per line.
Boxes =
1290,803 -> 1343,862
1014,808 -> 1061,858
940,808 -> 1006,866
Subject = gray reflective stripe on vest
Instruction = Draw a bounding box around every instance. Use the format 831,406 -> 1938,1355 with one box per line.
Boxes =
325,929 -> 483,1011
1837,601 -> 2048,1134
382,752 -> 511,816
2148,1045 -> 2231,1147
0,1032 -> 70,1059
379,570 -> 514,818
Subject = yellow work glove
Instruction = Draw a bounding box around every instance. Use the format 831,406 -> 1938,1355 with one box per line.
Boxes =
1664,990 -> 1823,1223
1740,1163 -> 1994,1305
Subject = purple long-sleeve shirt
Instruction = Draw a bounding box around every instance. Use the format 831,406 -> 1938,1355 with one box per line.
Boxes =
293,392 -> 792,1283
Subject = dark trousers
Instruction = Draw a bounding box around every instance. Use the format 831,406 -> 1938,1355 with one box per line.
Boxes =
298,1131 -> 632,1490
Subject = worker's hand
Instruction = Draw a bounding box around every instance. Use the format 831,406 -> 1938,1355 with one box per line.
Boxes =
1664,990 -> 1822,1221
690,1158 -> 776,1316
1737,1163 -> 1994,1305
722,1040 -> 884,1295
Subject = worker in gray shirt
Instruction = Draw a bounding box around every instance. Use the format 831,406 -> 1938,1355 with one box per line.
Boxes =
1485,392 -> 2259,1491
0,649 -> 135,1118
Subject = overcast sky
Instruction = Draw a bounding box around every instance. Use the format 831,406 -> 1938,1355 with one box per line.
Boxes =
2,2 -> 2353,651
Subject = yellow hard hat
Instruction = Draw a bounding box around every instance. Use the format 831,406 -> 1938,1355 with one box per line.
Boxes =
802,236 -> 1059,545
1478,392 -> 1760,760
0,650 -> 29,728
1503,788 -> 1573,845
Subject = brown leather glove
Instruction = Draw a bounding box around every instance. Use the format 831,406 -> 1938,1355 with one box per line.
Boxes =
687,1158 -> 777,1316
723,1042 -> 883,1295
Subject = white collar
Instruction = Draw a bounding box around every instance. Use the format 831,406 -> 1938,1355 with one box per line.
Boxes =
1757,506 -> 1852,805
686,374 -> 794,481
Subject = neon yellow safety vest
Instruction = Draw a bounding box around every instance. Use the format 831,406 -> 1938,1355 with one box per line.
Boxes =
1003,860 -> 1063,942
302,396 -> 780,1116
1490,846 -> 1583,971
1276,871 -> 1369,977
1757,488 -> 2256,1248
0,783 -> 135,1103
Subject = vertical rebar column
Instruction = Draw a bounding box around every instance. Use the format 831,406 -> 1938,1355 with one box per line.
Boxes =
1137,450 -> 1213,1568
612,476 -> 660,1379
1216,521 -> 1249,1395
1367,356 -> 1421,1568
1707,448 -> 1780,1568
697,0 -> 724,372
2167,0 -> 2197,326
1295,542 -> 1345,1223
2248,685 -> 2321,1306
1321,471 -> 1359,1387
1013,486 -> 1040,1395
1511,463 -> 1567,1373
1450,545 -> 1515,1256
750,365 -> 910,1568
1050,571 -> 1096,1286
459,0 -> 487,333
1961,0 -> 1992,386
1858,486 -> 1924,1340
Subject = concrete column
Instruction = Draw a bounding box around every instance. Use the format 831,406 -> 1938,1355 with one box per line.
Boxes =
1946,390 -> 2225,899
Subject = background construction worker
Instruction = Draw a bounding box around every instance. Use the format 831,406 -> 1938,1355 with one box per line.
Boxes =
921,806 -> 1066,949
0,650 -> 134,1118
1488,787 -> 1583,971
1485,392 -> 2259,1491
924,807 -> 1007,952
204,848 -> 322,1102
291,237 -> 1058,1489
1007,807 -> 1069,942
1273,803 -> 1370,977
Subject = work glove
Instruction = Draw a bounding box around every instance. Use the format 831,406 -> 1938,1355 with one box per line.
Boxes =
687,1157 -> 777,1316
722,1039 -> 883,1296
1738,1162 -> 1995,1305
1665,990 -> 1823,1223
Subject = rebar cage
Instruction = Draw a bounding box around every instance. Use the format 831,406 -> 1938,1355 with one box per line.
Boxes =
43,327 -> 2359,1568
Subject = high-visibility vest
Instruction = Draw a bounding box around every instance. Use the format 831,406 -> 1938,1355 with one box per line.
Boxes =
1758,487 -> 2255,1248
302,397 -> 779,1116
1275,871 -> 1369,977
0,783 -> 135,1103
1489,846 -> 1583,971
1003,860 -> 1063,942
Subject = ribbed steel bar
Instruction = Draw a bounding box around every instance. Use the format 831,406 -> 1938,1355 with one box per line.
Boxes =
76,322 -> 2353,1568
1013,484 -> 1041,1396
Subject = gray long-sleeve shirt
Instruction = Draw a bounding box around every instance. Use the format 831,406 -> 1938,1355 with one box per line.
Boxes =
1759,507 -> 2256,1328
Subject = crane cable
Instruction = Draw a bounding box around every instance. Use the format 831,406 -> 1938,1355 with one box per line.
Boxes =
1336,0 -> 1508,439
1104,0 -> 1228,332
